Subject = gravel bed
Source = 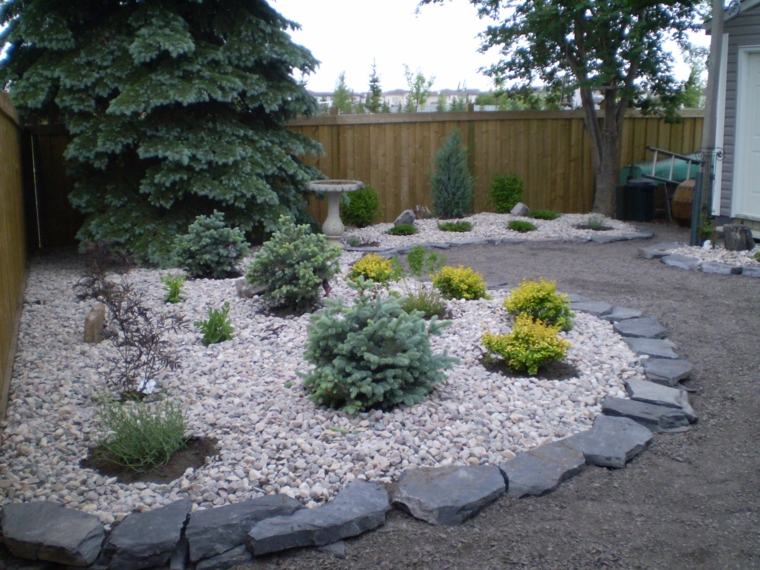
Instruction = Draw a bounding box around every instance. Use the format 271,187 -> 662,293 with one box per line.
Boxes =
0,252 -> 642,526
669,244 -> 760,266
344,212 -> 640,247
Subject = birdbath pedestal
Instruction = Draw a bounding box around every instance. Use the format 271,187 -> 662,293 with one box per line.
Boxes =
307,179 -> 364,244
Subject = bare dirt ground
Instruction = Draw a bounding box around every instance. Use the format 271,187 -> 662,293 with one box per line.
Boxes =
249,222 -> 760,570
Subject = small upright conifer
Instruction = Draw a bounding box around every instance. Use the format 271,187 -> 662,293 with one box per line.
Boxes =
431,130 -> 473,218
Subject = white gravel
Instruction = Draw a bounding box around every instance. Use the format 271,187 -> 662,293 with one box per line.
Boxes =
669,243 -> 760,267
344,212 -> 642,248
0,251 -> 644,525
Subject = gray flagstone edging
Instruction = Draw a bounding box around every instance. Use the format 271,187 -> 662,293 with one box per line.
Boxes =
0,292 -> 697,569
639,242 -> 760,278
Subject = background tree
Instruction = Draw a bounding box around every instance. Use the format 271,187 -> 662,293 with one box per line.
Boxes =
331,71 -> 354,114
436,94 -> 448,112
365,61 -> 384,113
681,45 -> 708,109
423,0 -> 702,215
0,0 -> 321,264
403,65 -> 434,112
449,82 -> 469,112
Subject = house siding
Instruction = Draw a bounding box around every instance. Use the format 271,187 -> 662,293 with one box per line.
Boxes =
720,6 -> 760,217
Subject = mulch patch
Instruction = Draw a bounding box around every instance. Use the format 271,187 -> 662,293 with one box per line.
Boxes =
480,355 -> 580,381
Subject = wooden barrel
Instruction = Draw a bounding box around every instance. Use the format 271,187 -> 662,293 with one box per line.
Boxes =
672,179 -> 695,227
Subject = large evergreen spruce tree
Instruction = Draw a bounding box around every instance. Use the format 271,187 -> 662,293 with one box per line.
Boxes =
0,0 -> 321,263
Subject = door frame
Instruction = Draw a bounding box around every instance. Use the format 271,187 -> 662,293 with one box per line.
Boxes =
732,45 -> 760,220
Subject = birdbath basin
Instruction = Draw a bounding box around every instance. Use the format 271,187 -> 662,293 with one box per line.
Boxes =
307,179 -> 364,244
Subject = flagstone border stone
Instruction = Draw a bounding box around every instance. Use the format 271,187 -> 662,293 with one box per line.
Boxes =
639,242 -> 760,277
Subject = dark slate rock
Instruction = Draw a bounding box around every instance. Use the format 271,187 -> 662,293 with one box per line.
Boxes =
723,224 -> 755,251
500,440 -> 586,498
1,502 -> 105,567
318,540 -> 347,559
570,300 -> 613,316
247,481 -> 389,556
602,396 -> 693,433
661,254 -> 700,271
625,379 -> 697,422
563,415 -> 653,468
186,495 -> 302,563
235,279 -> 266,299
107,500 -> 191,570
510,202 -> 529,216
624,337 -> 678,359
643,358 -> 693,386
428,242 -> 451,249
614,316 -> 667,339
590,233 -> 624,244
742,265 -> 760,278
602,306 -> 643,322
195,545 -> 253,570
391,465 -> 505,526
169,538 -> 188,570
701,261 -> 742,275
639,241 -> 682,259
393,209 -> 416,226
568,293 -> 589,303
623,230 -> 655,241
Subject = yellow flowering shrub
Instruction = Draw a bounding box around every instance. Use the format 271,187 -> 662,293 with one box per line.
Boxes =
350,254 -> 401,283
503,278 -> 573,330
482,314 -> 570,375
432,266 -> 488,300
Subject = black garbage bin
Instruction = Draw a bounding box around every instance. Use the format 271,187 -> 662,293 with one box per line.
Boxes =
620,178 -> 656,222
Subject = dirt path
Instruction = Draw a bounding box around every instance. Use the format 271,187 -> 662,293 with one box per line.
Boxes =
250,222 -> 760,570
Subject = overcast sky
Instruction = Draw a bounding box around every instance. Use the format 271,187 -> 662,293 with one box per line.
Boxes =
273,0 -> 710,94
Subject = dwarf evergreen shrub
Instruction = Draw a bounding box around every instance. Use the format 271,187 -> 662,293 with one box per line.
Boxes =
388,224 -> 418,236
303,288 -> 453,414
340,186 -> 379,228
350,254 -> 401,284
504,279 -> 574,330
482,314 -> 570,375
174,212 -> 249,279
508,220 -> 537,233
431,130 -> 473,218
437,220 -> 473,232
433,266 -> 488,300
490,174 -> 524,213
247,216 -> 340,310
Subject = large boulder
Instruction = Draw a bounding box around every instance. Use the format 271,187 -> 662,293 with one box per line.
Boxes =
393,209 -> 416,226
723,224 -> 755,251
510,202 -> 529,216
84,303 -> 106,343
1,502 -> 105,567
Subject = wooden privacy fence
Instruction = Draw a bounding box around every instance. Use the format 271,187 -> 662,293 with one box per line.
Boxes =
0,92 -> 26,417
292,110 -> 704,223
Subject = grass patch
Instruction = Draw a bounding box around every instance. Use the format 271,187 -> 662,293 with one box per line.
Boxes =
388,223 -> 418,236
400,288 -> 449,319
528,209 -> 561,220
508,220 -> 537,233
437,220 -> 473,232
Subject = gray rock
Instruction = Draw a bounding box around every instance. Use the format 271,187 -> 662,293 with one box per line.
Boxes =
391,465 -> 505,526
590,234 -> 624,244
643,358 -> 693,386
701,261 -> 742,275
247,481 -> 389,556
500,440 -> 585,498
723,224 -> 755,251
602,306 -> 643,322
393,209 -> 416,226
195,545 -> 253,570
84,303 -> 106,343
602,396 -> 693,433
1,502 -> 105,567
170,538 -> 188,570
625,379 -> 697,422
639,241 -> 682,259
614,316 -> 667,339
106,500 -> 191,570
510,202 -> 529,216
742,265 -> 760,278
623,337 -> 678,359
186,495 -> 302,563
570,300 -> 612,316
623,230 -> 655,241
567,293 -> 589,303
235,279 -> 265,299
661,254 -> 700,271
563,415 -> 653,469
318,540 -> 347,559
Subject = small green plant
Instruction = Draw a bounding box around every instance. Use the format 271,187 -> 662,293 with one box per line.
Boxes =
437,220 -> 473,232
340,186 -> 380,228
350,254 -> 401,283
528,209 -> 561,220
400,288 -> 448,319
504,279 -> 573,331
482,314 -> 570,375
406,246 -> 446,279
580,214 -> 610,231
174,211 -> 250,279
196,302 -> 234,345
302,284 -> 454,414
431,129 -> 474,218
247,216 -> 341,310
388,223 -> 418,236
698,217 -> 713,241
432,266 -> 488,300
161,274 -> 186,303
490,174 -> 524,213
753,251 -> 760,262
94,399 -> 187,472
508,220 -> 537,233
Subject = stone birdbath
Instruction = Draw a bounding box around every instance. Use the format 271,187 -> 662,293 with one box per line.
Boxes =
307,179 -> 363,244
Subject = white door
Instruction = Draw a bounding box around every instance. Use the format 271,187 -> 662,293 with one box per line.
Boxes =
734,49 -> 760,220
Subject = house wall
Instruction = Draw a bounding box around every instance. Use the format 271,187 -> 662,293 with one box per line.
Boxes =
719,4 -> 760,217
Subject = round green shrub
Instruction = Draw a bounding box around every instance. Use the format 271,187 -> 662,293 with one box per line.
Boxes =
174,211 -> 249,278
340,186 -> 380,228
246,216 -> 340,310
303,291 -> 454,414
504,278 -> 574,330
437,220 -> 473,232
508,220 -> 537,233
491,174 -> 524,213
432,266 -> 488,300
388,223 -> 417,236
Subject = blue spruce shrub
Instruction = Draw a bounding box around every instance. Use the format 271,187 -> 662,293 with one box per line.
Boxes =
174,211 -> 249,278
303,283 -> 454,414
431,130 -> 474,219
